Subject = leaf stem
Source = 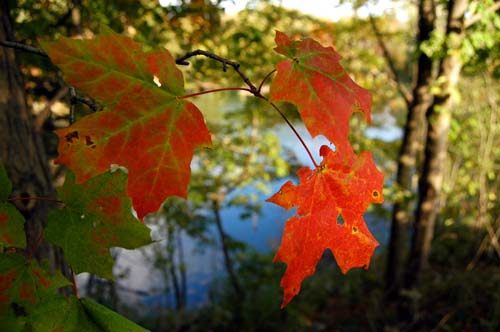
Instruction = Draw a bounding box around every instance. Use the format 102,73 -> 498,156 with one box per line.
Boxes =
178,84 -> 318,167
178,87 -> 253,99
258,69 -> 276,93
72,271 -> 79,298
7,196 -> 64,205
27,230 -> 43,261
266,101 -> 319,168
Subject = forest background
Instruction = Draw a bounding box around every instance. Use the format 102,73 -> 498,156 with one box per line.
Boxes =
0,0 -> 499,331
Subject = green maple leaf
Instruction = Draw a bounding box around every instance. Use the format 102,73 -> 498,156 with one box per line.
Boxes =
28,295 -> 149,332
0,161 -> 26,250
45,170 -> 152,278
0,253 -> 70,308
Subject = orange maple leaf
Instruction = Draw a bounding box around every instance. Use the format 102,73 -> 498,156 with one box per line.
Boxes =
42,27 -> 211,220
270,31 -> 371,151
267,145 -> 384,307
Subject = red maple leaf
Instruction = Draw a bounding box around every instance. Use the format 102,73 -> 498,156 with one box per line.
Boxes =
270,31 -> 371,151
267,145 -> 384,307
41,27 -> 211,219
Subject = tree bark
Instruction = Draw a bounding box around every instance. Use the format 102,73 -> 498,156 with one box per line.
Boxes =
401,0 -> 469,320
0,1 -> 69,277
385,0 -> 436,299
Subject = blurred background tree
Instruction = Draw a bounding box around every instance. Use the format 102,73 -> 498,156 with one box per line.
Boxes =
1,0 -> 498,331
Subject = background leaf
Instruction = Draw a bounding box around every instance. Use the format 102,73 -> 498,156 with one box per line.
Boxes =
28,295 -> 150,332
45,170 -> 152,278
0,253 -> 70,308
0,162 -> 26,250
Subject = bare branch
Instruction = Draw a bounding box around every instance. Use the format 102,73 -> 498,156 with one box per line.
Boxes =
0,40 -> 48,57
73,95 -> 102,112
369,15 -> 412,107
176,49 -> 259,94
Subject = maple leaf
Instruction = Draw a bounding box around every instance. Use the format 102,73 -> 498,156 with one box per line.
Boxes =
28,295 -> 149,332
270,31 -> 371,151
0,162 -> 26,250
0,253 -> 70,308
267,145 -> 384,307
45,170 -> 152,278
41,26 -> 212,219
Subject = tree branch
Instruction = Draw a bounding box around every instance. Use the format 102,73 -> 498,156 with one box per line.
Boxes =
369,15 -> 412,107
176,49 -> 259,94
0,40 -> 102,114
0,40 -> 48,57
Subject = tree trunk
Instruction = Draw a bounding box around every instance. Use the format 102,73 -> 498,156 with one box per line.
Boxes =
401,0 -> 469,320
0,1 -> 69,279
385,0 -> 436,299
176,228 -> 187,309
166,223 -> 184,310
212,199 -> 244,300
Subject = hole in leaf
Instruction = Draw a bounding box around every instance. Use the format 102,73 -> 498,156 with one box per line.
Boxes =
337,214 -> 345,225
352,226 -> 358,233
153,75 -> 162,87
65,131 -> 79,143
85,136 -> 94,146
372,190 -> 380,199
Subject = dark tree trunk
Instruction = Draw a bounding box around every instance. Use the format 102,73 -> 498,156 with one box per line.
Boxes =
166,223 -> 185,310
176,228 -> 187,309
212,199 -> 244,300
385,0 -> 436,299
401,0 -> 469,320
0,1 -> 69,279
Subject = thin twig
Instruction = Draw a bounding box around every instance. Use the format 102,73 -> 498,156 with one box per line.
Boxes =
178,87 -> 253,99
27,230 -> 44,261
73,95 -> 102,112
176,49 -> 259,94
268,101 -> 319,168
0,40 -> 49,57
72,271 -> 80,298
69,87 -> 76,124
7,196 -> 64,205
368,15 -> 412,107
258,69 -> 276,93
176,51 -> 319,167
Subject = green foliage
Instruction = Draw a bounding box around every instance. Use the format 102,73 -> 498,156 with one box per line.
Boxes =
28,295 -> 149,332
0,163 -> 26,250
45,170 -> 152,279
0,253 -> 70,307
